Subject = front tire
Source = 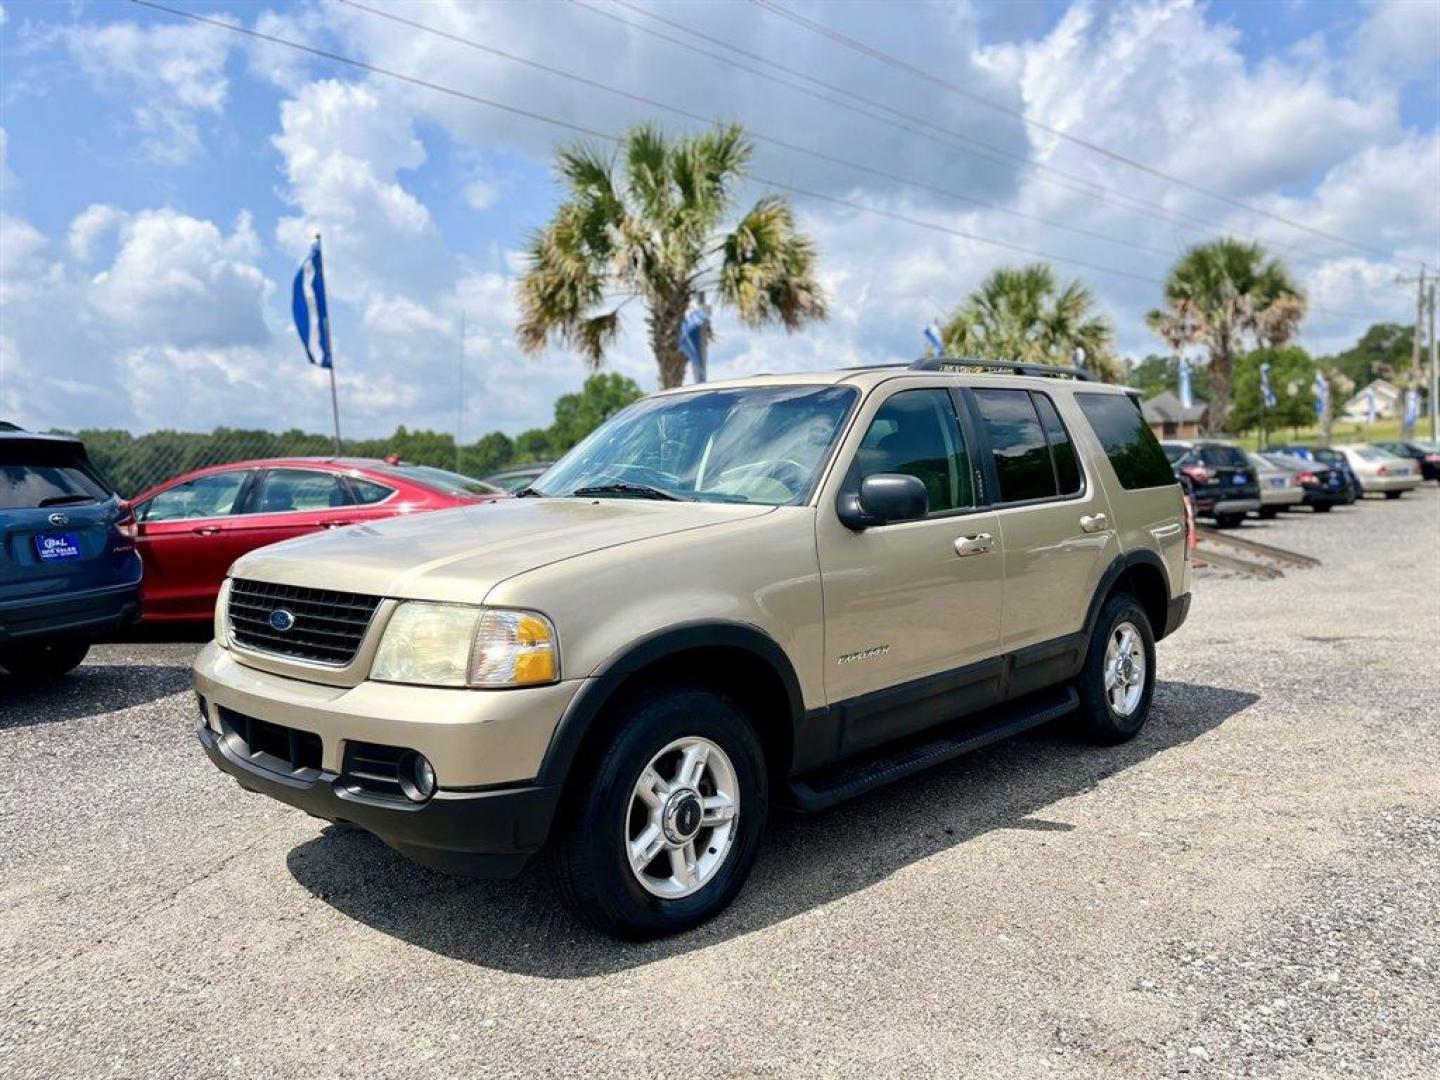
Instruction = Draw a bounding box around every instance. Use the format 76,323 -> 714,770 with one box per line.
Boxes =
0,640 -> 90,684
1313,502 -> 1333,513
1385,490 -> 1403,500
549,684 -> 768,939
1074,595 -> 1156,745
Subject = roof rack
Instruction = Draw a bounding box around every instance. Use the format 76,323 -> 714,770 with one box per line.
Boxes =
908,357 -> 1093,381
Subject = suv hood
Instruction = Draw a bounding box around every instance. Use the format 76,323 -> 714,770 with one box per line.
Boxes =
229,497 -> 775,602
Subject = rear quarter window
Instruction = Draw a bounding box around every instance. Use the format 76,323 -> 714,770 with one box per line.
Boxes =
1073,393 -> 1177,490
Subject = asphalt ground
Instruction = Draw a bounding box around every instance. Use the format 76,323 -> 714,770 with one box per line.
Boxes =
1,486 -> 1437,1079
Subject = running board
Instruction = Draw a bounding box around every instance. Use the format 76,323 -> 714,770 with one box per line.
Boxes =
783,686 -> 1079,812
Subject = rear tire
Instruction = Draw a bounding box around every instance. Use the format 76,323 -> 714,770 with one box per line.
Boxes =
1214,512 -> 1244,528
549,684 -> 768,939
1074,595 -> 1156,746
1385,490 -> 1403,500
0,640 -> 90,684
1257,507 -> 1278,519
1313,503 -> 1333,513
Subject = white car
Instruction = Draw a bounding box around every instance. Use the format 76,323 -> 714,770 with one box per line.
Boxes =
1336,444 -> 1423,499
1247,453 -> 1304,518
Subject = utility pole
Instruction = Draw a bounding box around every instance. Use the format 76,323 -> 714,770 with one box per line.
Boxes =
1430,280 -> 1438,443
456,312 -> 466,474
1397,268 -> 1430,440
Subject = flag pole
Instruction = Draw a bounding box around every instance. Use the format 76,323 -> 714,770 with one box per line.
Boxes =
317,232 -> 342,455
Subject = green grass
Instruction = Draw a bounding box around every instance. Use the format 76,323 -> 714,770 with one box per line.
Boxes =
1231,416 -> 1437,451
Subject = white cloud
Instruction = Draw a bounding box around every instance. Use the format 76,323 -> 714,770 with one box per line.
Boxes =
60,16 -> 233,164
66,204 -> 127,262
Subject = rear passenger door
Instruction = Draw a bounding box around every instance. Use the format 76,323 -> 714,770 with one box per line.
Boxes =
232,468 -> 361,550
963,387 -> 1120,695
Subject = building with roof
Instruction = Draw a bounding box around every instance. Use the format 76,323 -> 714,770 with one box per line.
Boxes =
1141,391 -> 1208,439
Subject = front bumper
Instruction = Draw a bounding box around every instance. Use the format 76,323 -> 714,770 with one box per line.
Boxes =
198,721 -> 558,876
0,580 -> 140,643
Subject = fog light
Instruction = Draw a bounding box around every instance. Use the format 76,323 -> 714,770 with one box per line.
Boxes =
399,751 -> 437,803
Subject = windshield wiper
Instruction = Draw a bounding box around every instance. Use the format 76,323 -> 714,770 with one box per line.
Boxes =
571,482 -> 687,502
38,493 -> 99,508
513,487 -> 545,498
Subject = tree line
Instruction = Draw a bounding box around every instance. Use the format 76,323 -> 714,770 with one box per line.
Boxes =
74,373 -> 642,497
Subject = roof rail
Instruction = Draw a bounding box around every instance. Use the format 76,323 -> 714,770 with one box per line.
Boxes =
908,357 -> 1093,381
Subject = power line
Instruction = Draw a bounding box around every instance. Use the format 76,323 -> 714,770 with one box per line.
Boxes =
129,0 -> 1381,322
586,0 -> 1316,262
336,0 -> 1181,261
751,0 -> 1408,265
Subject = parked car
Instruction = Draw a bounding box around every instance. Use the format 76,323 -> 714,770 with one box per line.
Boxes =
482,461 -> 554,493
1267,444 -> 1361,503
1245,453 -> 1304,518
1335,444 -> 1423,499
130,458 -> 506,622
195,360 -> 1192,938
0,429 -> 142,682
1161,440 -> 1261,527
1372,440 -> 1440,483
1258,452 -> 1350,512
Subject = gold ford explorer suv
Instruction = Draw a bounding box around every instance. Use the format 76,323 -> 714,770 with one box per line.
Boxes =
195,359 -> 1191,938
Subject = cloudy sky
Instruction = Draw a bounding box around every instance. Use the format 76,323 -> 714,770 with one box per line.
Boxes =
1,0 -> 1436,439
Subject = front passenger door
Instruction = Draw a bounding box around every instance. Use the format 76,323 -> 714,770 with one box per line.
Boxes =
816,387 -> 1003,753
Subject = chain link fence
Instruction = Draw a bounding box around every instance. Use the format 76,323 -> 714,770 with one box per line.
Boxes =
69,427 -> 538,499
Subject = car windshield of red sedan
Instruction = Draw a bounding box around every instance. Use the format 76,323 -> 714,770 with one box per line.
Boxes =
534,385 -> 858,505
375,465 -> 501,497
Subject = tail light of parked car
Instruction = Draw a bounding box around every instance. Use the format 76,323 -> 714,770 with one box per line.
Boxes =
1182,490 -> 1196,559
1296,471 -> 1318,485
1179,464 -> 1213,485
114,502 -> 137,551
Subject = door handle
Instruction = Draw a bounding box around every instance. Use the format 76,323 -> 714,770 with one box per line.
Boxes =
1079,513 -> 1110,533
954,532 -> 994,557
191,525 -> 221,536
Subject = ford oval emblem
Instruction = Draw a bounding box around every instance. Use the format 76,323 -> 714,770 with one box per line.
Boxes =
48,512 -> 69,527
268,608 -> 296,632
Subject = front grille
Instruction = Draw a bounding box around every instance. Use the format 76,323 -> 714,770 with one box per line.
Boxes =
228,579 -> 381,666
218,707 -> 323,775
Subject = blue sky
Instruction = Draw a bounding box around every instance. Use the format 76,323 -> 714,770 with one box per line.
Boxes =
1,0 -> 1437,439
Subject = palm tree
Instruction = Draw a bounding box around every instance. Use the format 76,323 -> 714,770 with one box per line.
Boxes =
940,264 -> 1118,379
517,124 -> 826,389
1146,239 -> 1305,432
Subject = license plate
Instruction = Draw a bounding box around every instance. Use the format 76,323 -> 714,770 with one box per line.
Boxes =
1232,472 -> 1249,484
35,531 -> 82,562
1269,478 -> 1287,488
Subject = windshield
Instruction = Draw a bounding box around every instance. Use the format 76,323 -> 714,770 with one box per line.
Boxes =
379,464 -> 501,497
1161,444 -> 1187,464
535,385 -> 858,505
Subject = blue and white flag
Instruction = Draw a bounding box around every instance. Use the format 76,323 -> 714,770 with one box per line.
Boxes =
292,238 -> 332,369
1178,357 -> 1194,409
923,320 -> 944,354
1312,370 -> 1328,418
1259,362 -> 1277,409
1404,387 -> 1420,429
678,306 -> 709,383
1365,385 -> 1377,424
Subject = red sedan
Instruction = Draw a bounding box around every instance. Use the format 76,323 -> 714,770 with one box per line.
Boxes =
129,458 -> 506,621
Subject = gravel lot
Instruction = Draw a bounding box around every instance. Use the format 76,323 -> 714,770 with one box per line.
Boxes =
2,488 -> 1437,1079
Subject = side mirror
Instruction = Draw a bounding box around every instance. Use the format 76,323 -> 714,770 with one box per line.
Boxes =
837,473 -> 929,530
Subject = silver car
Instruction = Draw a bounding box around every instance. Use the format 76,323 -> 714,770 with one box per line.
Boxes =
1247,453 -> 1304,518
1337,444 -> 1423,499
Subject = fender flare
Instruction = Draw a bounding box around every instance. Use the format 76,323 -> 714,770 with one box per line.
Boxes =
1081,549 -> 1173,641
534,621 -> 805,788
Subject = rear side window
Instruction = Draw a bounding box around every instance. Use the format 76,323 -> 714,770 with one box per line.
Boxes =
349,478 -> 395,505
856,389 -> 973,514
252,469 -> 354,513
0,443 -> 112,510
1032,393 -> 1083,495
1074,393 -> 1177,490
972,388 -> 1055,503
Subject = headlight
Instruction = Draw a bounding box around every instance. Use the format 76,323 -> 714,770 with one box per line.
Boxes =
370,603 -> 559,688
213,578 -> 233,648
